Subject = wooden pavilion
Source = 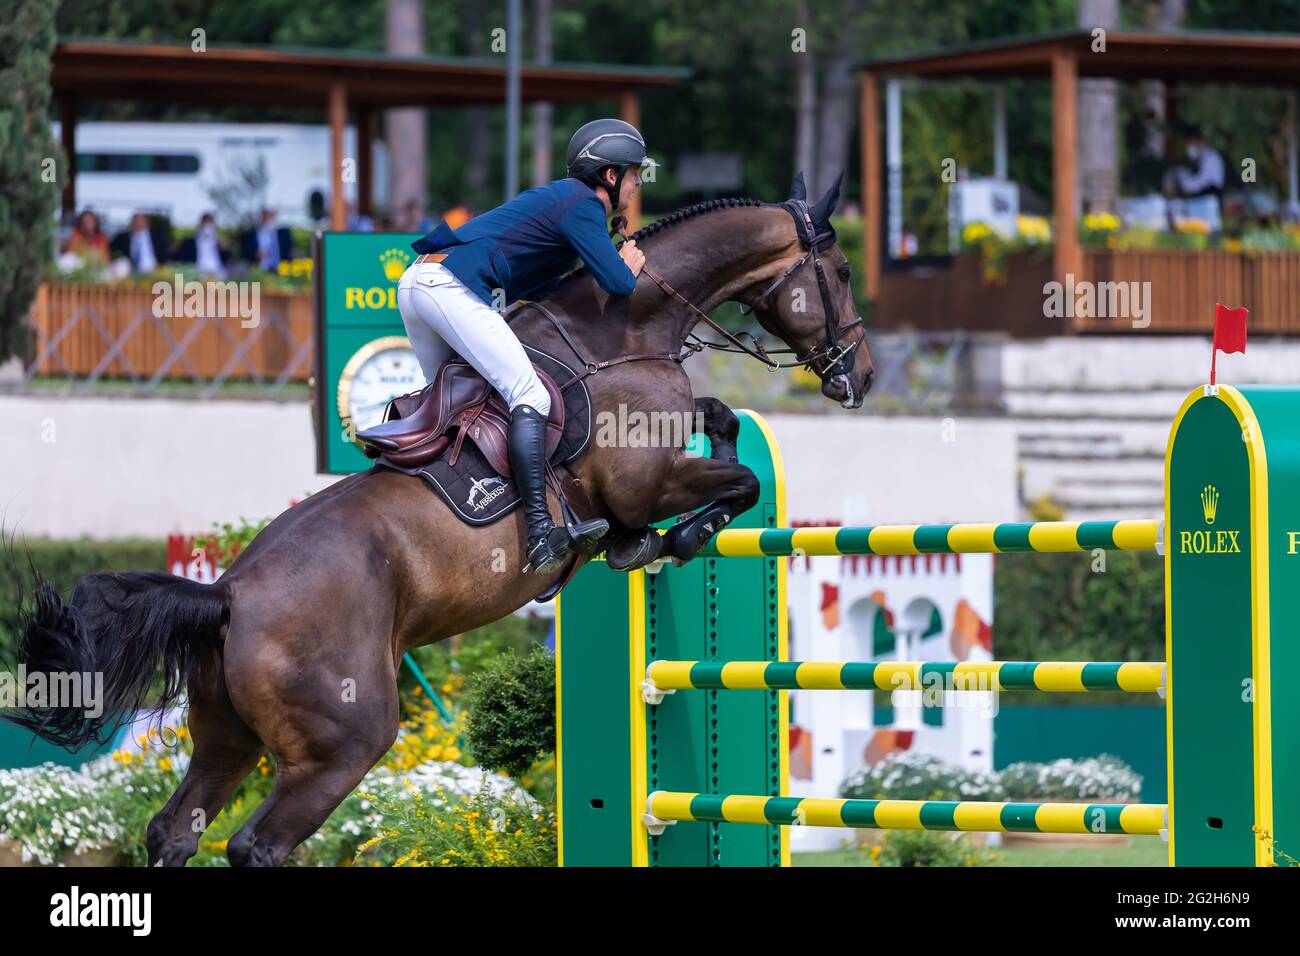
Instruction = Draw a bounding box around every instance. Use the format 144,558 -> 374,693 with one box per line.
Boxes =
858,31 -> 1300,334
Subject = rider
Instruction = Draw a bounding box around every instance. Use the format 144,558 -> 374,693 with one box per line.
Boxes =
399,118 -> 649,574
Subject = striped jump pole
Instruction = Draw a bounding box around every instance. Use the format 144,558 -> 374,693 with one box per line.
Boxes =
643,660 -> 1166,699
644,791 -> 1168,837
699,519 -> 1161,558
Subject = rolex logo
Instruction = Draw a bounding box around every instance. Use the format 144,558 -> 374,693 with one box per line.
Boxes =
380,248 -> 410,281
1201,484 -> 1219,525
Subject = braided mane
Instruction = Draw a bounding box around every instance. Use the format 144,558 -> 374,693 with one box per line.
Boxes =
627,197 -> 766,242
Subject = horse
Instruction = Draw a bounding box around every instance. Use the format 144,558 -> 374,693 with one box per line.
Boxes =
5,173 -> 873,866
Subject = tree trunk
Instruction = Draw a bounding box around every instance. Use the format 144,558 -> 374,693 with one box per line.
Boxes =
1143,0 -> 1187,160
793,0 -> 816,186
813,49 -> 855,199
530,0 -> 554,187
463,0 -> 490,205
1077,0 -> 1120,214
385,0 -> 427,221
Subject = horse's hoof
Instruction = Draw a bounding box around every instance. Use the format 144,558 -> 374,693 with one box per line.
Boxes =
605,527 -> 664,571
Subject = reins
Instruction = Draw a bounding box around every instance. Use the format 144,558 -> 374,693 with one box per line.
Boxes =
505,203 -> 865,391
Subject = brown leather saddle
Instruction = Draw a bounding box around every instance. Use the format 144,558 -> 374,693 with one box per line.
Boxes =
357,361 -> 566,471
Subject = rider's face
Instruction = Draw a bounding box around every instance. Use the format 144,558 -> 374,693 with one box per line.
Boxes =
604,167 -> 642,212
619,169 -> 642,211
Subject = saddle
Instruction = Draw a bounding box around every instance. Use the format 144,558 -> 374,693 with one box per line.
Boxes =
357,361 -> 566,472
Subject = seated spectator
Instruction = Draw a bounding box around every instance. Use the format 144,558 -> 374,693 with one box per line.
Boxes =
240,207 -> 293,271
109,213 -> 169,273
1169,126 -> 1225,231
64,210 -> 110,264
1173,127 -> 1226,200
174,213 -> 230,278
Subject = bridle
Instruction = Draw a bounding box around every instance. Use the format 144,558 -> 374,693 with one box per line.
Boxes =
612,200 -> 868,407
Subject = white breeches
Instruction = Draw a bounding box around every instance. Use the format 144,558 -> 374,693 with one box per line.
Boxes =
397,261 -> 550,415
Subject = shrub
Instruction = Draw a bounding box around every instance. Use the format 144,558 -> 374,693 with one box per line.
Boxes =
993,550 -> 1164,667
346,770 -> 554,867
0,763 -> 123,864
463,647 -> 556,778
875,828 -> 994,867
0,537 -> 167,663
839,752 -> 1003,802
998,755 -> 1142,802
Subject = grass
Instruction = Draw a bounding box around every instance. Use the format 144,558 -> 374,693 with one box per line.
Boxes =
792,835 -> 1169,867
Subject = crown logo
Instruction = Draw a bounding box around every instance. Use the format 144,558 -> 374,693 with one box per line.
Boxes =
1201,484 -> 1219,525
380,249 -> 410,281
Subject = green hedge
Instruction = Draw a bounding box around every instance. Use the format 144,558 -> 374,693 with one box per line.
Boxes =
0,538 -> 167,663
992,550 -> 1165,665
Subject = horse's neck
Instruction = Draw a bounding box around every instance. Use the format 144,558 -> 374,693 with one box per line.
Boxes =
635,207 -> 782,348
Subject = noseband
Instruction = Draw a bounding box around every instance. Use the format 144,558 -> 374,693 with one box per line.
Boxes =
614,200 -> 866,407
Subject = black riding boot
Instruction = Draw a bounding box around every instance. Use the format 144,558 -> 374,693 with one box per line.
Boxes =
509,405 -> 608,574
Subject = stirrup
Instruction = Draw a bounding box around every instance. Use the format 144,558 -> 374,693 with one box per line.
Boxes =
525,520 -> 609,574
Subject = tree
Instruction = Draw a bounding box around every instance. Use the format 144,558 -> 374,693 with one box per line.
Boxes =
1077,0 -> 1120,214
0,0 -> 60,364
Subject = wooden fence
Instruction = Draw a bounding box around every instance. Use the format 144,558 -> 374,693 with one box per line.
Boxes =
876,249 -> 1300,336
25,282 -> 314,385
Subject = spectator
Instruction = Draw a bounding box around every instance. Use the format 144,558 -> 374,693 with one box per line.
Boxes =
396,198 -> 434,233
240,208 -> 293,271
1173,127 -> 1226,200
109,213 -> 164,273
347,202 -> 375,232
63,210 -> 110,264
1170,126 -> 1226,232
174,213 -> 230,278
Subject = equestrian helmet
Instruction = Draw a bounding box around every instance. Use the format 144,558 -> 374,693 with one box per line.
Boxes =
565,119 -> 647,181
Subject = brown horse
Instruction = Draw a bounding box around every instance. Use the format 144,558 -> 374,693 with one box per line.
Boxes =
5,175 -> 873,865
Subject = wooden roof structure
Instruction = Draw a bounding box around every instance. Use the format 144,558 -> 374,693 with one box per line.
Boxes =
51,39 -> 688,227
856,31 -> 1300,297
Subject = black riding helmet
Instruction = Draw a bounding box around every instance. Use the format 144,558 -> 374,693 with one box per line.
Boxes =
566,118 -> 647,207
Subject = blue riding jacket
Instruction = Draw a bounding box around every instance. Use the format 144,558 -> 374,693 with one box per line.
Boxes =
411,178 -> 637,306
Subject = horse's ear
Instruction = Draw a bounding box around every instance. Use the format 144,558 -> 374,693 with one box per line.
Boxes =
811,171 -> 844,227
789,171 -> 808,202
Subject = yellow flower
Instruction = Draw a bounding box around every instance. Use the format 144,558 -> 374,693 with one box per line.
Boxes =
1083,212 -> 1120,231
159,758 -> 173,772
1015,214 -> 1051,241
961,222 -> 992,243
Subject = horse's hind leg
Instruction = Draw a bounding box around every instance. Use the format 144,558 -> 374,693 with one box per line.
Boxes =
146,650 -> 265,867
224,648 -> 400,867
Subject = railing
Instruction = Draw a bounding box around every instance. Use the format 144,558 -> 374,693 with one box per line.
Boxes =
1076,249 -> 1300,334
23,282 -> 313,396
875,248 -> 1300,336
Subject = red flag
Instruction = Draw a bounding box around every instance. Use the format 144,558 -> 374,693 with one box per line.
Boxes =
1211,304 -> 1248,385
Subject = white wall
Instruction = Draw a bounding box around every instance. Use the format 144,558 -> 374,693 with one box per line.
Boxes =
1,395 -> 336,539
0,397 -> 1020,539
763,413 -> 1019,525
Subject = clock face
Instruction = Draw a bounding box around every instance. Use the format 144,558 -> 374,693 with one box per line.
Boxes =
337,338 -> 425,434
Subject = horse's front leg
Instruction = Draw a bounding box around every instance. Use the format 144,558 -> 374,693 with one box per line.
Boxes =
604,457 -> 759,570
604,396 -> 756,570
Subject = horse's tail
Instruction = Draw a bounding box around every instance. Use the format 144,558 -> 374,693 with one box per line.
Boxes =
3,567 -> 227,749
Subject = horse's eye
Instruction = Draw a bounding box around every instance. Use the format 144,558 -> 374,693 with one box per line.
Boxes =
838,264 -> 851,281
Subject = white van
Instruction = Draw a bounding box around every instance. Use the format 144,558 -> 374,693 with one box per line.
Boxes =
52,121 -> 389,232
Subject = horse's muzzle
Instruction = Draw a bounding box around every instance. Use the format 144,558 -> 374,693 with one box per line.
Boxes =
821,364 -> 872,409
